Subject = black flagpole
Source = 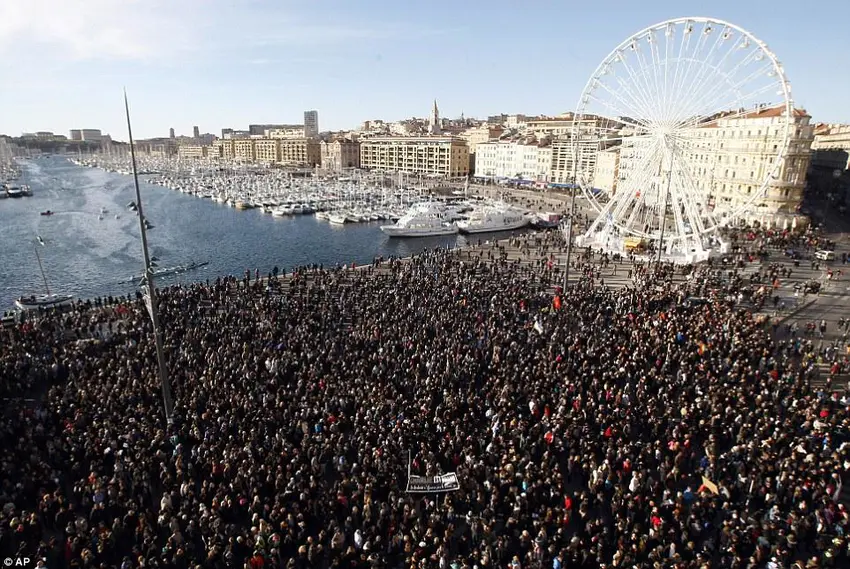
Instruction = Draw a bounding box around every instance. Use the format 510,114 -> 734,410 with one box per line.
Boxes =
124,89 -> 174,424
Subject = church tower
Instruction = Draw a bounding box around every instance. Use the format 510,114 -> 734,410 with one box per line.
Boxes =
429,99 -> 441,135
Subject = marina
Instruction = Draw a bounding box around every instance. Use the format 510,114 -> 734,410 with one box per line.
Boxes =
0,156 -> 537,309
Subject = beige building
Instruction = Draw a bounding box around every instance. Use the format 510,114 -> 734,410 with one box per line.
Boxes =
360,136 -> 470,177
811,124 -> 850,170
278,138 -> 320,166
213,139 -> 234,159
233,139 -> 256,162
459,125 -> 505,154
691,106 -> 812,216
254,139 -> 280,164
177,145 -> 209,159
321,140 -> 361,170
616,104 -> 813,219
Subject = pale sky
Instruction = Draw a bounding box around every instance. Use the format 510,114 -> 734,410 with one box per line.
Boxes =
1,0 -> 848,140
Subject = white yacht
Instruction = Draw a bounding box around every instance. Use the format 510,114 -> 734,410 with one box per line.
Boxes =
328,212 -> 348,225
456,203 -> 530,234
380,202 -> 459,237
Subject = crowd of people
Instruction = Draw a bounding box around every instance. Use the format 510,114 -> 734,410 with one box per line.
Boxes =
1,229 -> 849,569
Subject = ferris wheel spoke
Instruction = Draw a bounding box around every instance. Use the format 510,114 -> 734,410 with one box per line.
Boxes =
667,22 -> 693,124
676,56 -> 775,130
674,32 -> 727,123
633,37 -> 666,125
611,139 -> 663,219
680,46 -> 766,121
669,25 -> 712,124
678,79 -> 784,133
606,65 -> 662,126
609,51 -> 664,124
586,90 -> 654,131
673,31 -> 743,125
673,152 -> 714,235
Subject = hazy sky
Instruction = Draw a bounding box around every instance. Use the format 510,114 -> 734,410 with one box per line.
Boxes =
2,0 -> 848,140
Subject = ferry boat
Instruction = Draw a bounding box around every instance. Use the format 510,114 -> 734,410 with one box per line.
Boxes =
456,203 -> 530,234
380,202 -> 459,237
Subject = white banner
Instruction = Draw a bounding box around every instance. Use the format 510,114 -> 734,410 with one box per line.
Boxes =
406,473 -> 459,493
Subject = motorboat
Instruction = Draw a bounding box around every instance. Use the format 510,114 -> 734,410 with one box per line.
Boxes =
15,293 -> 75,310
456,203 -> 531,234
40,210 -> 54,216
328,212 -> 348,225
5,186 -> 23,198
380,202 -> 459,237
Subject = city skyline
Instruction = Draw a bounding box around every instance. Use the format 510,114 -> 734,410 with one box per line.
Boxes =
2,0 -> 850,139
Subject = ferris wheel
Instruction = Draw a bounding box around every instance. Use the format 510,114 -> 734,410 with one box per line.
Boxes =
572,17 -> 794,262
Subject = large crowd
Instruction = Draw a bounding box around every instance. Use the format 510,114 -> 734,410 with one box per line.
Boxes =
1,229 -> 849,569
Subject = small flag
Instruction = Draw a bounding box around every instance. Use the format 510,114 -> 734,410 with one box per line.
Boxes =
533,319 -> 544,335
700,476 -> 719,495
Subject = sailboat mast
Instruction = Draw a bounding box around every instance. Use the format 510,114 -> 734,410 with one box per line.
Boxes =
125,89 -> 174,425
34,245 -> 50,295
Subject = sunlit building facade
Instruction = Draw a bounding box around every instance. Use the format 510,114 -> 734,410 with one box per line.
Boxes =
359,137 -> 470,177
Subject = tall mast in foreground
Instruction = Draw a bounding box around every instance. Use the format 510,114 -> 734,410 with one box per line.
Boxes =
124,90 -> 174,424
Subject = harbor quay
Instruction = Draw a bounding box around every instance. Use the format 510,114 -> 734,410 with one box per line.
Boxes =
2,219 -> 850,568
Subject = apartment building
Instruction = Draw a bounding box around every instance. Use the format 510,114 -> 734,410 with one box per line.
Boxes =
474,140 -> 551,182
278,138 -> 320,166
359,137 -> 470,177
811,124 -> 850,170
233,139 -> 256,162
177,145 -> 208,159
254,139 -> 280,164
592,148 -> 619,194
616,104 -> 813,217
320,140 -> 361,170
690,105 -> 812,215
213,139 -> 234,160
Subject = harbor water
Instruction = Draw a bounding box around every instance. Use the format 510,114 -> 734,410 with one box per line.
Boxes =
0,157 -> 520,309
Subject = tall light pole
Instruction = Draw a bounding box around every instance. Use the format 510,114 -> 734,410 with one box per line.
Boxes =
562,131 -> 581,290
656,147 -> 675,267
124,90 -> 174,424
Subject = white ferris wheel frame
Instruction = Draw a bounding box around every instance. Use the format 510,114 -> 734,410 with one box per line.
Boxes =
572,16 -> 794,247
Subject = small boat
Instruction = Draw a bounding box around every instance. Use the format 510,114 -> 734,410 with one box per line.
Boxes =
15,293 -> 75,310
16,245 -> 73,310
98,215 -> 104,221
40,210 -> 54,216
37,236 -> 45,246
115,214 -> 120,219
